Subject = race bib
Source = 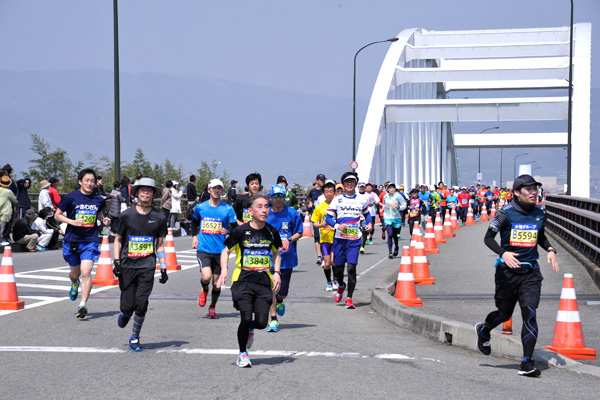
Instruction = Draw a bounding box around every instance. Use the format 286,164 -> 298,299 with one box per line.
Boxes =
242,208 -> 253,223
510,224 -> 538,248
242,249 -> 272,271
469,199 -> 474,204
75,209 -> 97,228
409,210 -> 419,218
128,236 -> 154,257
340,223 -> 359,240
461,199 -> 468,204
201,217 -> 222,235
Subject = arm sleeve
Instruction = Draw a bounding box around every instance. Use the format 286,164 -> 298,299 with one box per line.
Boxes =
191,207 -> 200,236
537,214 -> 553,251
484,227 -> 505,257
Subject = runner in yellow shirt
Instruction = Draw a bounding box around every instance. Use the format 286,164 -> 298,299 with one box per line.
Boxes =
310,179 -> 337,291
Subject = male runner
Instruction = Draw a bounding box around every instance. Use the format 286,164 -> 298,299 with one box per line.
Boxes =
191,179 -> 238,318
112,178 -> 168,351
457,186 -> 471,224
325,171 -> 372,309
234,172 -> 262,225
382,183 -> 407,258
308,174 -> 326,264
311,179 -> 337,290
266,185 -> 302,332
220,194 -> 282,368
55,168 -> 110,318
364,183 -> 379,245
475,175 -> 558,376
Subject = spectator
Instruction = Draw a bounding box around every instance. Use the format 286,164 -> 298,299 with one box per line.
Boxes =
12,209 -> 39,252
108,181 -> 124,235
120,176 -> 131,208
161,181 -> 173,226
227,180 -> 238,205
93,176 -> 107,197
17,178 -> 32,218
200,184 -> 210,203
38,180 -> 54,211
187,175 -> 198,202
32,207 -> 59,251
2,164 -> 18,195
170,181 -> 183,228
0,175 -> 17,245
48,177 -> 61,209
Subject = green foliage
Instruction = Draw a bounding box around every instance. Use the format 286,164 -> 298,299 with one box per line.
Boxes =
26,134 -> 77,192
195,161 -> 231,193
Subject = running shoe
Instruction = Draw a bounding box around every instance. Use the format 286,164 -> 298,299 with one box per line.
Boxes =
208,307 -> 217,319
316,256 -> 323,265
475,322 -> 491,355
518,358 -> 541,377
276,301 -> 285,316
332,280 -> 339,290
129,335 -> 142,352
0,241 -> 9,246
345,298 -> 356,309
326,282 -> 333,291
36,245 -> 48,251
359,246 -> 365,254
267,320 -> 279,332
76,305 -> 88,319
237,352 -> 252,368
393,247 -> 399,257
388,253 -> 394,259
334,284 -> 345,303
368,240 -> 373,245
198,290 -> 208,307
247,329 -> 254,349
117,312 -> 131,328
381,232 -> 386,240
69,279 -> 80,301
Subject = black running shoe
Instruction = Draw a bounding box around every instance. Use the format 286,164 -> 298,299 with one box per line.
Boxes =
76,305 -> 88,319
475,322 -> 491,355
518,358 -> 541,377
118,312 -> 131,328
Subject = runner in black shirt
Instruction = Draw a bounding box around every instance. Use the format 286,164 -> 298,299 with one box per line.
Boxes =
233,172 -> 262,225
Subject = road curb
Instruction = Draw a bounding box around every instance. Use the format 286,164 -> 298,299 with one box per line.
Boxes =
371,287 -> 600,377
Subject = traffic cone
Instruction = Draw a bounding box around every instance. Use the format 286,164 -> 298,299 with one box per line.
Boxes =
443,209 -> 455,238
302,212 -> 313,238
490,203 -> 496,218
394,247 -> 422,307
412,239 -> 435,285
479,204 -> 489,222
0,246 -> 25,310
423,216 -> 439,254
465,205 -> 476,225
451,207 -> 460,230
410,221 -> 421,264
502,317 -> 513,335
544,274 -> 596,359
433,211 -> 446,244
157,228 -> 182,270
92,236 -> 119,286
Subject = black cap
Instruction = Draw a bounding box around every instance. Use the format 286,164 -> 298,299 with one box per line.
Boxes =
48,177 -> 59,184
230,180 -> 238,185
513,174 -> 542,190
410,188 -> 418,194
316,174 -> 326,180
277,175 -> 287,184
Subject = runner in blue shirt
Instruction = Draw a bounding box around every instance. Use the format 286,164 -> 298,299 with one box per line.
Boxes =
55,168 -> 110,318
191,178 -> 238,319
266,184 -> 302,332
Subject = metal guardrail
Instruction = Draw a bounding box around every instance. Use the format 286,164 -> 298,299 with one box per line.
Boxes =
544,194 -> 600,266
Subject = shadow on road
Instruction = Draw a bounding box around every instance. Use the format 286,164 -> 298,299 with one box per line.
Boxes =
142,340 -> 189,350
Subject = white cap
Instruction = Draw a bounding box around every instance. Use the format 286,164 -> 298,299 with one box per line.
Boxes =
208,178 -> 224,189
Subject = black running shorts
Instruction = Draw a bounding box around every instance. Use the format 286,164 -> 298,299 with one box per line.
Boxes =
197,251 -> 222,275
231,281 -> 273,314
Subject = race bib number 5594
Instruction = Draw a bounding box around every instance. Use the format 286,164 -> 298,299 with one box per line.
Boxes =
510,224 -> 538,248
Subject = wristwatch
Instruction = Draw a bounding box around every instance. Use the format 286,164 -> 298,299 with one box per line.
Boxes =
274,270 -> 282,276
548,247 -> 557,254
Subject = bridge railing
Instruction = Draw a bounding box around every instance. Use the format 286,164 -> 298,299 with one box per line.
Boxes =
544,194 -> 600,267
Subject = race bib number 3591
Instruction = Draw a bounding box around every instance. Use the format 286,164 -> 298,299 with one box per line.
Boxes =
242,249 -> 272,271
510,224 -> 538,248
128,236 -> 154,257
75,209 -> 97,228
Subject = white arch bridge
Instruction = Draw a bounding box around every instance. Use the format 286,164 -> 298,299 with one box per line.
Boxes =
355,24 -> 592,197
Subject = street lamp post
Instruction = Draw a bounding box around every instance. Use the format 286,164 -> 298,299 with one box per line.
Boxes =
566,0 -> 574,195
478,126 -> 500,181
353,37 -> 399,161
113,0 -> 121,181
514,153 -> 528,180
500,148 -> 503,187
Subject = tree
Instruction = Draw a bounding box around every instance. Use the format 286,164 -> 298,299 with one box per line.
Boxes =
164,158 -> 183,183
26,134 -> 76,192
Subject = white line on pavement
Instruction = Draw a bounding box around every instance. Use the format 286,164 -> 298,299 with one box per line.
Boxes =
17,283 -> 72,291
357,256 -> 389,279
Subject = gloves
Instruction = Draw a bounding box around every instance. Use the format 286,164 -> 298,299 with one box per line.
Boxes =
159,268 -> 168,284
113,260 -> 122,277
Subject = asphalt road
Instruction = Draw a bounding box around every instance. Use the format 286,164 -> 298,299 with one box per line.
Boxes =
1,228 -> 598,399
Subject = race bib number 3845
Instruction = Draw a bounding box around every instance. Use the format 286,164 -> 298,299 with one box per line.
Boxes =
510,224 -> 538,248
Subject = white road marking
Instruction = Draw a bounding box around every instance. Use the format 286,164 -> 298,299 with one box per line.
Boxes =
17,283 -> 72,291
15,275 -> 73,282
357,256 -> 389,279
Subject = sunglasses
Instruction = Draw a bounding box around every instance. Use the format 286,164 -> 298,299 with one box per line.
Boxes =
271,193 -> 285,198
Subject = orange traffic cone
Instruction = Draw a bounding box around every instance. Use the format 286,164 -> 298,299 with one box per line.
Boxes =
451,207 -> 460,230
545,274 -> 596,359
0,246 -> 25,310
302,212 -> 313,238
480,204 -> 489,222
157,228 -> 182,270
394,246 -> 422,307
443,209 -> 455,238
502,317 -> 513,335
490,202 -> 496,218
412,239 -> 435,285
410,221 -> 421,264
465,205 -> 476,225
423,216 -> 439,254
433,211 -> 446,244
92,236 -> 119,286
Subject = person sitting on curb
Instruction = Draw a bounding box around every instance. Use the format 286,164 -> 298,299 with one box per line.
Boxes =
12,209 -> 39,252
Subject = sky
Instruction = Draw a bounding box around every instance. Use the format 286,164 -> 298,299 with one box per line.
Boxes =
1,0 -> 598,186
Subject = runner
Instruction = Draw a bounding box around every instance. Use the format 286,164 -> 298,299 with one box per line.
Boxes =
308,174 -> 326,264
364,183 -> 379,245
55,168 -> 110,318
112,178 -> 168,351
266,184 -> 302,332
406,188 -> 425,236
219,193 -> 282,368
456,186 -> 471,224
191,178 -> 238,319
445,188 -> 458,212
378,182 -> 388,240
382,183 -> 407,258
233,172 -> 262,225
310,179 -> 337,290
276,175 -> 299,209
325,171 -> 372,309
475,175 -> 559,376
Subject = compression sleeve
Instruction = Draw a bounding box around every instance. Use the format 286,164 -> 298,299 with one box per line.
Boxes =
484,228 -> 505,257
324,214 -> 336,228
191,215 -> 200,236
